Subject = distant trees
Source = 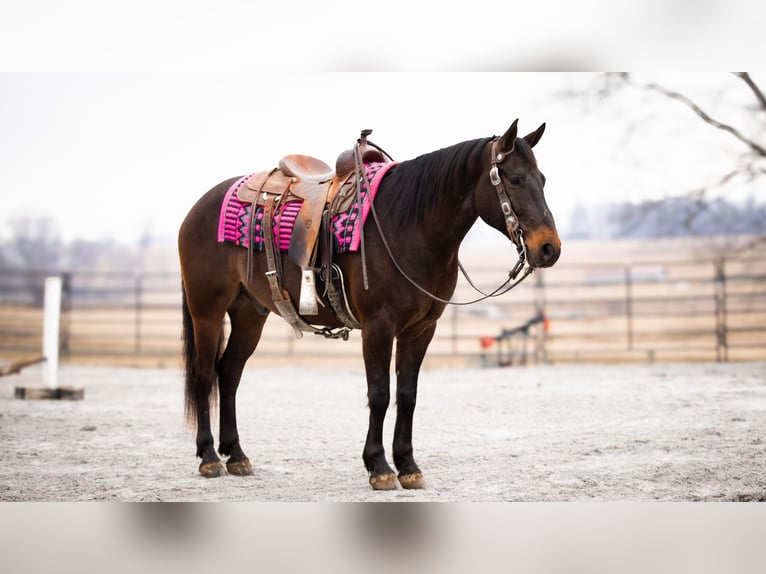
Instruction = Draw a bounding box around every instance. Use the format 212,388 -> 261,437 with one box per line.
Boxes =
1,217 -> 63,305
609,197 -> 766,238
566,197 -> 766,240
4,216 -> 63,270
0,216 -> 151,306
1,216 -> 152,273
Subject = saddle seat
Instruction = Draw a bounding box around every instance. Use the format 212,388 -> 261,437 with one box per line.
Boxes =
279,144 -> 387,184
278,154 -> 334,183
237,144 -> 389,206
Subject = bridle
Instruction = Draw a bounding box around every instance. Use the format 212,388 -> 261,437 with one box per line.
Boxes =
367,136 -> 534,307
489,137 -> 530,282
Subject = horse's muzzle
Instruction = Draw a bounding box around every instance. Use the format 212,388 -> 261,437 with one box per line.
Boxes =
525,229 -> 561,268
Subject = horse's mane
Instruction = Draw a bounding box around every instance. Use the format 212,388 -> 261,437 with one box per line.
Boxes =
378,137 -> 491,229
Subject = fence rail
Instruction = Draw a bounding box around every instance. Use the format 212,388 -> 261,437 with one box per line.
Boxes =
1,252 -> 765,367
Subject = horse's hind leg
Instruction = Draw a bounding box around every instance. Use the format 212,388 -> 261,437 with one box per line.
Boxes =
217,293 -> 268,476
182,278 -> 238,478
189,314 -> 228,478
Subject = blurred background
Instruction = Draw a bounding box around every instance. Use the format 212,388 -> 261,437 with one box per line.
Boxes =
3,2 -> 766,571
2,72 -> 764,367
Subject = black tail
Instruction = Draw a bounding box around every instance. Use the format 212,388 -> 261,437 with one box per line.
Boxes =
181,282 -> 224,428
182,283 -> 197,427
182,282 -> 224,429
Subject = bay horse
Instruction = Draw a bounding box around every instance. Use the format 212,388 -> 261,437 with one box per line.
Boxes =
178,120 -> 561,490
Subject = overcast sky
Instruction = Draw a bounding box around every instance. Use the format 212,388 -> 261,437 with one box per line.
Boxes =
1,72 -> 759,244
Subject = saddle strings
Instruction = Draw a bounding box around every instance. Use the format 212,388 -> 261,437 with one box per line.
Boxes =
354,142 -> 370,290
355,135 -> 396,291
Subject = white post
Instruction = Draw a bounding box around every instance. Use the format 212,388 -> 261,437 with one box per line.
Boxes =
43,276 -> 62,389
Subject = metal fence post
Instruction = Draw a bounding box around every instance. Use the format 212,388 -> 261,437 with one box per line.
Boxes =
451,305 -> 459,356
714,257 -> 728,362
534,270 -> 547,363
134,274 -> 143,354
60,272 -> 72,358
625,264 -> 634,350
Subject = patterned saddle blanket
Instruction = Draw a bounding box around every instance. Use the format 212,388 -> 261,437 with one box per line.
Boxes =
217,162 -> 396,253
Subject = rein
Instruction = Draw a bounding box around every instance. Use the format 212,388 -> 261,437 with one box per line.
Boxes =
366,136 -> 534,306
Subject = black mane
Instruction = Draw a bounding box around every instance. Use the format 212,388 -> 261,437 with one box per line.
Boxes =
377,137 -> 491,229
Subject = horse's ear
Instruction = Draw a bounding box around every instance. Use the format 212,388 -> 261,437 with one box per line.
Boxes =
523,123 -> 546,148
498,119 -> 519,152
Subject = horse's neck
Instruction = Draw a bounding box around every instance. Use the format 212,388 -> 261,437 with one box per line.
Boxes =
388,139 -> 488,254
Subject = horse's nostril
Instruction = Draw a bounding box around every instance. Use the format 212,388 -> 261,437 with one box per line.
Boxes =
541,242 -> 554,262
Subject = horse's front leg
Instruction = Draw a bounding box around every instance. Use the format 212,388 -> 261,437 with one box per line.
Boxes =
392,324 -> 435,490
362,323 -> 398,490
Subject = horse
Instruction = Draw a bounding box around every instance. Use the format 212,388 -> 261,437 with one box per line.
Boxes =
178,120 -> 561,490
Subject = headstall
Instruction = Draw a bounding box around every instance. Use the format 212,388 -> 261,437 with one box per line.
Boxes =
489,138 -> 530,281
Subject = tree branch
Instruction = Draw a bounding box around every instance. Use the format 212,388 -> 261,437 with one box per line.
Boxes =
615,73 -> 766,158
635,78 -> 766,158
734,72 -> 766,111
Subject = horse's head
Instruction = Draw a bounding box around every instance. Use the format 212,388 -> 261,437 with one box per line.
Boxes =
476,120 -> 561,269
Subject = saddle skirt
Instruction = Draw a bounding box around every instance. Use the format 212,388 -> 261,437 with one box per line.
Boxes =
217,161 -> 397,254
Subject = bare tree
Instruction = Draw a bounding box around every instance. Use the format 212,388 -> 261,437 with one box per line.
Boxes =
2,216 -> 63,306
582,73 -> 766,246
6,216 -> 62,270
614,72 -> 766,191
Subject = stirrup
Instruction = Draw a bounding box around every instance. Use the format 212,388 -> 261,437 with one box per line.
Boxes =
299,267 -> 319,315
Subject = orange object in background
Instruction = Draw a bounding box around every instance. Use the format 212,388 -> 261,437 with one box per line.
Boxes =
479,336 -> 496,350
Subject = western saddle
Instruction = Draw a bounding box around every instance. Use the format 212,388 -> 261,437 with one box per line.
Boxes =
239,129 -> 391,339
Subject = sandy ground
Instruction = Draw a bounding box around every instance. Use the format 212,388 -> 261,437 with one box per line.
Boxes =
1,362 -> 765,501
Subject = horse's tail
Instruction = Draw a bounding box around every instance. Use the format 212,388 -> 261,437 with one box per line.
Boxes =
182,283 -> 224,429
182,283 -> 198,427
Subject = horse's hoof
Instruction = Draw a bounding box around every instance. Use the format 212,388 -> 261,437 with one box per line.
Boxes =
199,461 -> 226,478
226,458 -> 253,476
369,472 -> 399,491
398,472 -> 426,490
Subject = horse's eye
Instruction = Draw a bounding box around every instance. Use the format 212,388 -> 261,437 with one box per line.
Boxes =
509,176 -> 522,186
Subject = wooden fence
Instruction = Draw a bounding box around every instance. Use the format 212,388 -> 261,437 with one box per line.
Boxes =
1,250 -> 765,367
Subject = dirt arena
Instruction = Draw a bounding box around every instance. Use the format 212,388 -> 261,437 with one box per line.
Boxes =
1,362 -> 764,501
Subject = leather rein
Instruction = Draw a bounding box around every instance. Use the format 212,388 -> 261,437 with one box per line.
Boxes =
367,136 -> 534,306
